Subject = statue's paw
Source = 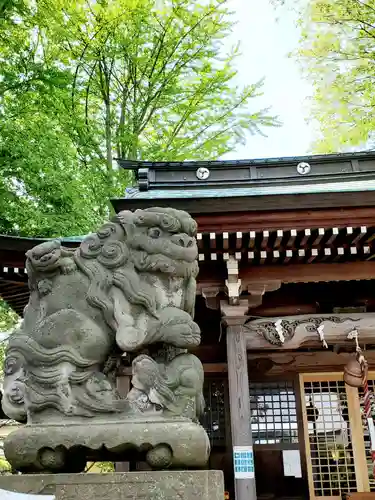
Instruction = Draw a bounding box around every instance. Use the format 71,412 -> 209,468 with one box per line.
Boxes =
157,318 -> 201,347
61,262 -> 76,274
116,326 -> 145,352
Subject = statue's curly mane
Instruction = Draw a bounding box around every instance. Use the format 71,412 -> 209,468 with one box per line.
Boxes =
73,208 -> 198,333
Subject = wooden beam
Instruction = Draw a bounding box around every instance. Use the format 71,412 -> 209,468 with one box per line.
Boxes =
239,260 -> 375,285
353,226 -> 368,245
113,191 -> 375,216
245,313 -> 375,350
300,228 -> 311,247
247,350 -> 375,375
209,232 -> 216,250
286,229 -> 297,248
119,362 -> 228,377
325,227 -> 339,246
225,317 -> 257,500
261,230 -> 269,250
194,206 -> 375,233
307,248 -> 318,264
250,303 -> 318,317
198,259 -> 375,290
1,291 -> 30,301
236,232 -> 243,250
274,229 -> 283,249
346,385 -> 370,492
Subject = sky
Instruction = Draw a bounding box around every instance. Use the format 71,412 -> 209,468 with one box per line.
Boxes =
222,0 -> 314,160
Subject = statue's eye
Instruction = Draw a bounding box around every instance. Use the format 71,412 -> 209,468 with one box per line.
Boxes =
148,227 -> 161,239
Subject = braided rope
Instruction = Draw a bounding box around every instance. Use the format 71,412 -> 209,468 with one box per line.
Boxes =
346,329 -> 375,479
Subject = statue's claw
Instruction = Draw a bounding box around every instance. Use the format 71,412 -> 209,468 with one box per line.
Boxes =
145,307 -> 201,348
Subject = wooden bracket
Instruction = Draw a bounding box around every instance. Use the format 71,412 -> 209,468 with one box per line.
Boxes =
200,286 -> 221,309
246,280 -> 281,308
225,256 -> 242,305
220,300 -> 249,326
223,254 -> 282,309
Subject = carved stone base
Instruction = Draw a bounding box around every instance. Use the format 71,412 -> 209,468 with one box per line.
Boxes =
4,418 -> 210,473
0,471 -> 225,500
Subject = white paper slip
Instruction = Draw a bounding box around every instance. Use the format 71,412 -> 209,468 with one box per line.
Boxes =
233,445 -> 254,479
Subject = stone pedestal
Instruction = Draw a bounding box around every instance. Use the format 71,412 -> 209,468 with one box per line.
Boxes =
0,471 -> 224,500
4,418 -> 210,473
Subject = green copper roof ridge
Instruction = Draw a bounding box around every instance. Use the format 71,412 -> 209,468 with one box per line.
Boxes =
121,178 -> 375,200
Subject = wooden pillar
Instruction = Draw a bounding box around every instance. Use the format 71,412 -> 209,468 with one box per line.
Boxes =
224,316 -> 257,500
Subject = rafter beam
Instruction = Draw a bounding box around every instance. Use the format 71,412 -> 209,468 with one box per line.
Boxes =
240,260 -> 375,285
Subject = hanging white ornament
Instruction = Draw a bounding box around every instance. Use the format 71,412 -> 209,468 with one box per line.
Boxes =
347,328 -> 360,351
317,324 -> 328,349
274,319 -> 285,344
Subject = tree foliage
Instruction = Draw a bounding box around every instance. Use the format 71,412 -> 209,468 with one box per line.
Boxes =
292,0 -> 375,152
0,300 -> 18,334
0,0 -> 278,237
0,299 -> 19,380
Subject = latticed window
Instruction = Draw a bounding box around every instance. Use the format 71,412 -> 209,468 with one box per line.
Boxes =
200,378 -> 228,448
302,377 -> 357,497
249,380 -> 299,445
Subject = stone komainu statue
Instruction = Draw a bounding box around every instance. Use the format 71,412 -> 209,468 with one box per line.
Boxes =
2,208 -> 209,472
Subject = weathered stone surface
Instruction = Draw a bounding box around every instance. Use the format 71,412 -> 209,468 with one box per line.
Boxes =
2,208 -> 210,472
0,490 -> 54,500
5,418 -> 210,472
0,471 -> 224,500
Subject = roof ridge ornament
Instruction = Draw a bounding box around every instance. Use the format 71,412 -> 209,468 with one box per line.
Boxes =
196,166 -> 210,180
297,162 -> 311,175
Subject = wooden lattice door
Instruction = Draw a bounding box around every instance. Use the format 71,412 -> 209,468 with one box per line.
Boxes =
299,373 -> 369,500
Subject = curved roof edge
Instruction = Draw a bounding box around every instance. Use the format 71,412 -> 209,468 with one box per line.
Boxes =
116,150 -> 375,170
0,234 -> 84,252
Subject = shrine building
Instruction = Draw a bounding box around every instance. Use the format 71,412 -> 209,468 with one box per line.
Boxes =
3,151 -> 375,500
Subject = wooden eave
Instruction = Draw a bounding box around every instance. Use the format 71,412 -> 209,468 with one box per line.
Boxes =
112,190 -> 375,215
196,224 -> 375,264
194,206 -> 375,233
2,199 -> 375,316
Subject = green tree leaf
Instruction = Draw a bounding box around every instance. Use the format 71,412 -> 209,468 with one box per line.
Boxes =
289,0 -> 375,152
0,0 -> 279,240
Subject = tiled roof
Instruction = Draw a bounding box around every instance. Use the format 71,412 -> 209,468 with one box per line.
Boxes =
117,150 -> 375,170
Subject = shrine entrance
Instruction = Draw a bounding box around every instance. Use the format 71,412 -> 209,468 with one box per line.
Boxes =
201,371 -> 374,500
202,377 -> 308,500
249,380 -> 306,500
